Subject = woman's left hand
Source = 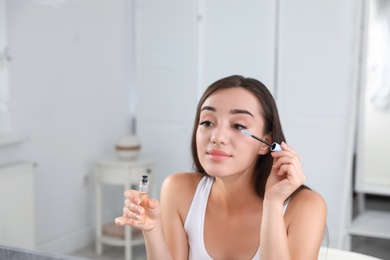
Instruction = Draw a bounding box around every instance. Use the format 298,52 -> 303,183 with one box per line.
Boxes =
265,142 -> 306,203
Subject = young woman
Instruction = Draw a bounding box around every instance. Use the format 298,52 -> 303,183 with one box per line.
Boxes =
115,75 -> 327,259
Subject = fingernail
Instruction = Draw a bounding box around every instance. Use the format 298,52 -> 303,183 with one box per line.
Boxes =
115,218 -> 123,225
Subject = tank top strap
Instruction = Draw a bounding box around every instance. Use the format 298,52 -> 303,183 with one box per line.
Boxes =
184,176 -> 214,260
283,197 -> 291,215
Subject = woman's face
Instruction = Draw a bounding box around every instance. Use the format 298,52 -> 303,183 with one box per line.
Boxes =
196,87 -> 270,178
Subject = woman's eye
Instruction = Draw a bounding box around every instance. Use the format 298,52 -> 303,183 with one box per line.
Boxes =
233,124 -> 246,130
199,121 -> 213,127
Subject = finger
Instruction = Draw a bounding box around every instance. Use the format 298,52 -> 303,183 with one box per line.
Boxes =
272,155 -> 301,173
280,142 -> 296,153
115,217 -> 125,226
125,199 -> 144,214
147,198 -> 159,209
272,150 -> 301,168
272,156 -> 293,169
123,206 -> 141,221
116,215 -> 138,227
271,150 -> 293,160
115,209 -> 138,227
124,190 -> 141,204
276,164 -> 305,186
275,163 -> 298,178
276,164 -> 290,176
271,142 -> 297,157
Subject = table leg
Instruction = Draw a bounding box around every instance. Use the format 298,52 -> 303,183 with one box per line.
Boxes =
95,173 -> 103,255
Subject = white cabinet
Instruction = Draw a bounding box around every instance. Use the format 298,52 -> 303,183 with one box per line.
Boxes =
0,163 -> 35,249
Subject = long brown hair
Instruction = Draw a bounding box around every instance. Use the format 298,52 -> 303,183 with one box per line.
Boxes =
191,75 -> 286,198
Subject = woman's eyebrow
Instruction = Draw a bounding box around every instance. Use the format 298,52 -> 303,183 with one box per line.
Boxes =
200,106 -> 216,112
230,109 -> 254,117
200,106 -> 254,117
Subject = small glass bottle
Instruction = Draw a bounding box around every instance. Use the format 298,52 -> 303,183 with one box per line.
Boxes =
138,175 -> 149,225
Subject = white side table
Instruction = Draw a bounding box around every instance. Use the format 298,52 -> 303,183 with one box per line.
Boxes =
95,155 -> 155,260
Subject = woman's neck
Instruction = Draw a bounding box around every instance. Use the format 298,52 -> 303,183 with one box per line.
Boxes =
209,174 -> 261,212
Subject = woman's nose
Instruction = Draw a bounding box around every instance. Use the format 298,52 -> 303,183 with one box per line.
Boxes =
210,127 -> 228,145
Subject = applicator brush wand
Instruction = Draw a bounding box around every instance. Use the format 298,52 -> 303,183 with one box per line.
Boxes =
241,130 -> 282,152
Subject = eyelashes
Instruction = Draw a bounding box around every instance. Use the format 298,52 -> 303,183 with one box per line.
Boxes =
199,121 -> 213,127
233,124 -> 246,130
199,121 -> 247,130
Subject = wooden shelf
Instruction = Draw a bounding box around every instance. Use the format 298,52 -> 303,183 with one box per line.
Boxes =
349,210 -> 390,240
102,222 -> 143,239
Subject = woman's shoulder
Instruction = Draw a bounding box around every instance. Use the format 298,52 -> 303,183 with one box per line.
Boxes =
290,187 -> 326,210
162,172 -> 204,192
285,187 -> 327,223
160,172 -> 205,218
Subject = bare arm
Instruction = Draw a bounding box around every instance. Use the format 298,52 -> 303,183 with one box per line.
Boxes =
260,198 -> 290,260
160,173 -> 200,259
260,142 -> 327,259
286,190 -> 327,259
261,190 -> 327,260
142,216 -> 172,260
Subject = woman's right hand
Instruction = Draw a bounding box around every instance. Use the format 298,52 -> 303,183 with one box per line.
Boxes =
115,189 -> 161,232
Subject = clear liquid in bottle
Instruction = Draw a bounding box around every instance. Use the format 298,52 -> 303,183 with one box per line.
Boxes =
138,175 -> 149,225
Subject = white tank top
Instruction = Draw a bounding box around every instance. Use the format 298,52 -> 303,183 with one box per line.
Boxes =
184,176 -> 290,260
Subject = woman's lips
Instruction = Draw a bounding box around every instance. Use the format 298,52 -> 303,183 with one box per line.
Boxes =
207,149 -> 231,161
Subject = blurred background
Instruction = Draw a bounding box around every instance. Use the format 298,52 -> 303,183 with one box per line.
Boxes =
0,0 -> 389,259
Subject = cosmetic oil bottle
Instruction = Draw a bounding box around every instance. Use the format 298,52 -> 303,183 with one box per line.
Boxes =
138,175 -> 149,225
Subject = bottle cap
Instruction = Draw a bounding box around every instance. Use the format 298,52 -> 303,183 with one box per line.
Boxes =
141,175 -> 148,185
271,143 -> 282,152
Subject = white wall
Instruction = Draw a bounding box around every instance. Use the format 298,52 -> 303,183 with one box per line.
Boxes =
135,0 -> 198,199
200,1 -> 277,91
277,0 -> 361,248
0,0 -> 131,254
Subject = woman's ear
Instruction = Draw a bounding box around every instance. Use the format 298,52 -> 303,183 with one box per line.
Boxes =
257,134 -> 272,155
